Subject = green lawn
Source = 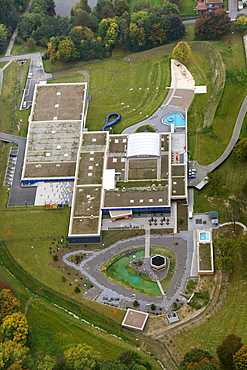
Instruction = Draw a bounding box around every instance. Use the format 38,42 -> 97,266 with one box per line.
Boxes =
11,38 -> 47,56
194,150 -> 247,225
0,61 -> 30,136
179,0 -> 197,15
86,56 -> 171,133
48,73 -> 85,84
173,256 -> 247,360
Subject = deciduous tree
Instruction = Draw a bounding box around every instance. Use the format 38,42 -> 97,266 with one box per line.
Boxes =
233,138 -> 247,161
195,10 -> 231,39
178,348 -> 216,370
217,334 -> 243,369
235,15 -> 247,32
1,312 -> 28,345
172,41 -> 191,61
0,24 -> 9,54
233,345 -> 247,370
0,289 -> 21,324
64,343 -> 100,370
0,341 -> 30,369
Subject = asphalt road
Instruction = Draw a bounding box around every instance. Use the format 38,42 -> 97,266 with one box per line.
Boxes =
0,132 -> 36,206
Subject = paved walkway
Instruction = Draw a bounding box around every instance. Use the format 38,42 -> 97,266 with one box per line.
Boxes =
63,233 -> 193,312
219,221 -> 247,232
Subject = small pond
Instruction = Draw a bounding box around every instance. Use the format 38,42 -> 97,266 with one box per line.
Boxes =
105,249 -> 161,296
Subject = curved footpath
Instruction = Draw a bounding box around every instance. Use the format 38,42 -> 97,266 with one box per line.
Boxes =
63,232 -> 194,312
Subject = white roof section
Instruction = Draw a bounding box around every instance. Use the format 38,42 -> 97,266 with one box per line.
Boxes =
127,133 -> 160,158
103,169 -> 115,190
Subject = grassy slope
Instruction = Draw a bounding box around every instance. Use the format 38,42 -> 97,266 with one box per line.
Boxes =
0,61 -> 30,136
86,56 -> 171,133
173,257 -> 247,359
179,0 -> 198,15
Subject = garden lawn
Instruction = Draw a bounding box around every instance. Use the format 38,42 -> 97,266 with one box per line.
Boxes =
179,0 -> 198,15
151,247 -> 176,292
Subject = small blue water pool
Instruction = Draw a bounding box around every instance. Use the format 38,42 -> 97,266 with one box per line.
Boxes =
162,113 -> 186,127
199,231 -> 210,242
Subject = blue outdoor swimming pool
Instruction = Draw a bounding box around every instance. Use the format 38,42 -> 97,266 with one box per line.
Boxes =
199,232 -> 210,242
162,113 -> 186,127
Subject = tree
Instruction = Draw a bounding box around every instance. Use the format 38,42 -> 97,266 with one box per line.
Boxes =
1,312 -> 29,345
233,345 -> 247,370
98,18 -> 119,51
114,0 -> 130,16
27,37 -> 35,49
235,15 -> 247,32
217,334 -> 243,369
0,289 -> 21,324
133,1 -> 151,12
207,171 -> 225,196
0,0 -> 18,31
0,24 -> 9,54
118,351 -> 151,369
71,9 -> 98,32
0,341 -> 30,369
166,14 -> 185,41
99,360 -> 128,370
214,238 -> 235,273
94,0 -> 115,20
178,348 -> 215,370
233,138 -> 247,161
64,343 -> 100,370
37,355 -> 57,370
19,13 -> 41,40
172,41 -> 191,61
195,10 -> 231,39
163,1 -> 180,15
56,38 -> 79,62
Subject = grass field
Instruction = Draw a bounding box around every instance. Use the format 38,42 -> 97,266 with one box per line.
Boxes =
48,73 -> 85,84
179,0 -> 197,15
12,38 -> 47,56
86,56 -> 171,133
172,255 -> 247,360
0,61 -> 30,136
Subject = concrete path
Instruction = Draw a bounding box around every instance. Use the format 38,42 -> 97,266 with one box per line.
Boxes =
189,95 -> 247,189
145,229 -> 150,258
63,233 -> 194,312
219,221 -> 247,231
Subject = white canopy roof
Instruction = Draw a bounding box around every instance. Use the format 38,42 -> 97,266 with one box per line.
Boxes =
127,133 -> 160,158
